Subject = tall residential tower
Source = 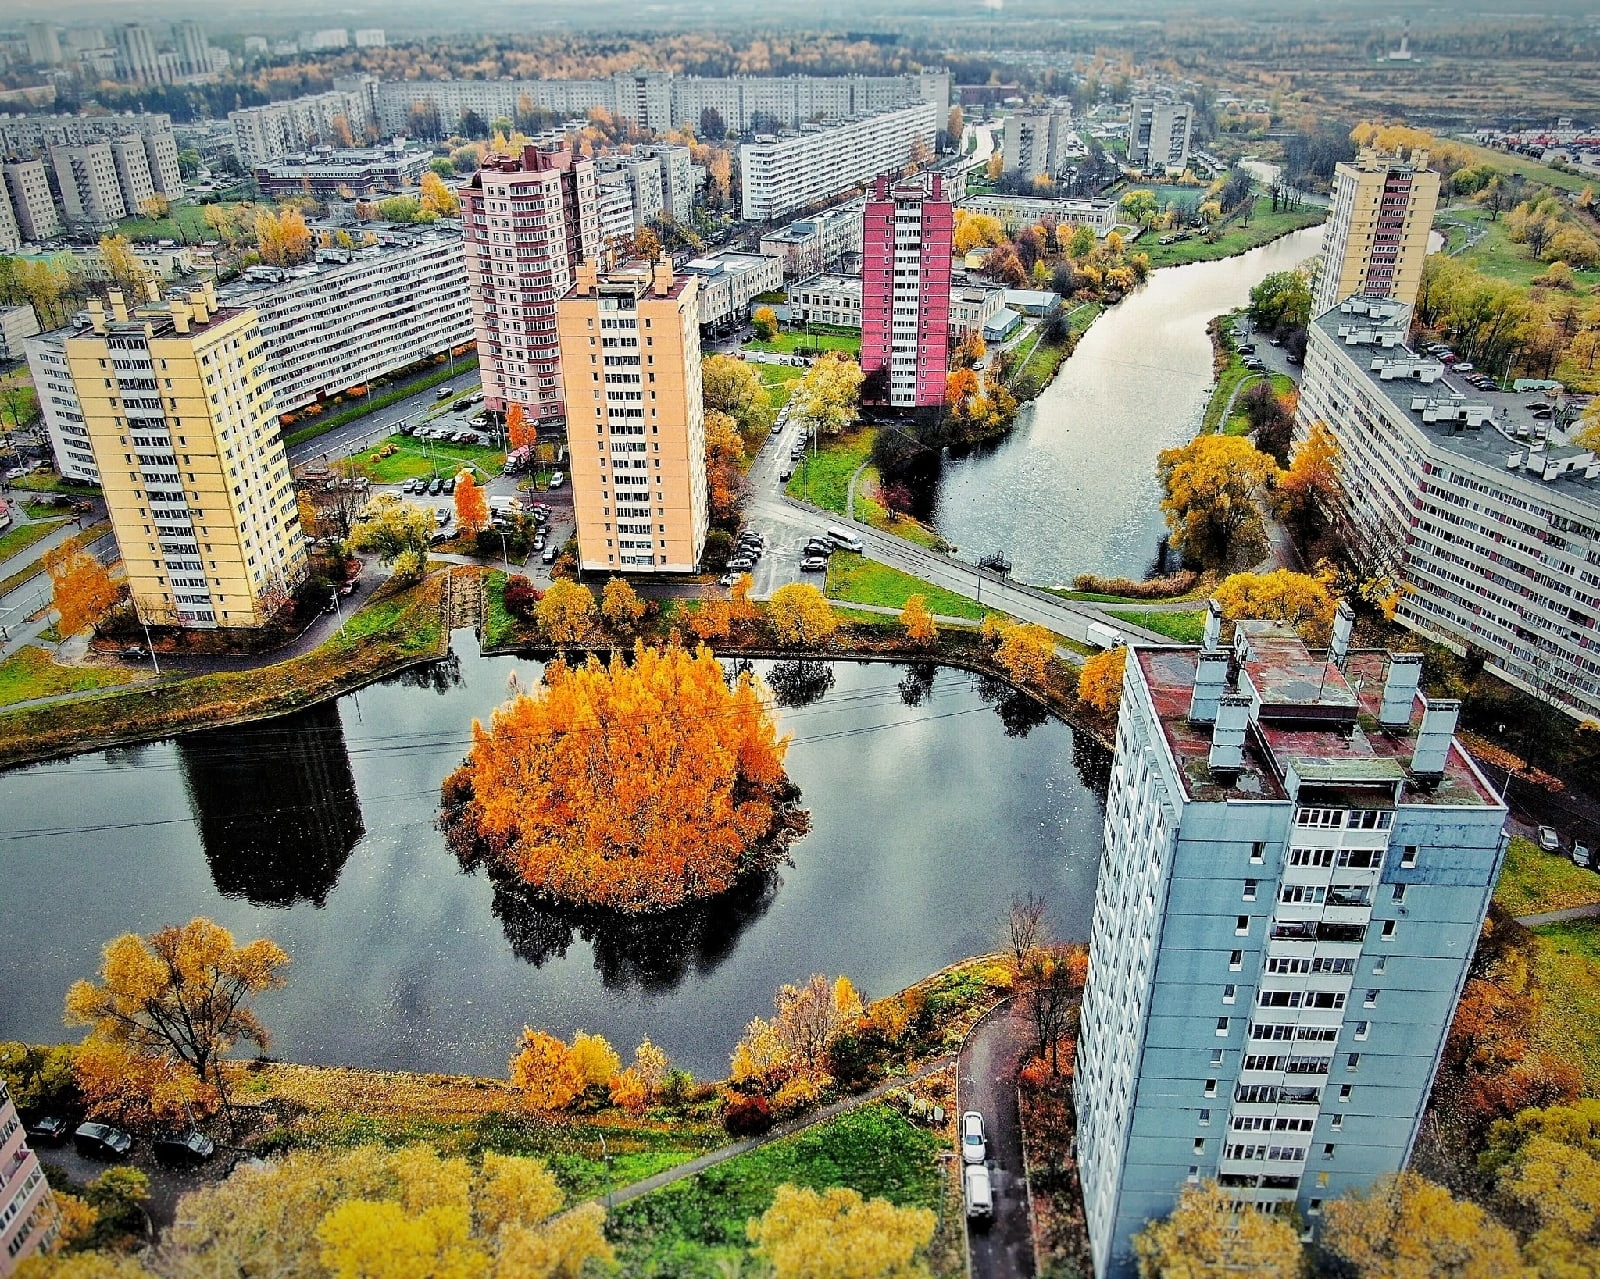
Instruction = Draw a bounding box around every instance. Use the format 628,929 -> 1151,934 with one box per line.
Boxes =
861,170 -> 952,410
557,258 -> 708,574
1076,606 -> 1506,1279
1312,148 -> 1441,316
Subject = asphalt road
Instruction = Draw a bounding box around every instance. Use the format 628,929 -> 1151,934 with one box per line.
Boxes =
286,368 -> 483,469
960,1002 -> 1036,1279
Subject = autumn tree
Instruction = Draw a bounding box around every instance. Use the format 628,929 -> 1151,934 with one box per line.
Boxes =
753,306 -> 779,341
995,622 -> 1057,689
732,973 -> 863,1089
349,494 -> 433,580
608,1038 -> 670,1113
1493,1128 -> 1600,1276
1018,944 -> 1087,1075
1277,419 -> 1342,547
442,643 -> 794,913
44,540 -> 123,638
954,211 -> 1006,255
701,352 -> 773,436
508,1028 -> 587,1113
1248,270 -> 1313,333
505,402 -> 534,452
899,594 -> 936,646
254,207 -> 313,267
1078,646 -> 1127,715
418,170 -> 460,218
65,918 -> 288,1122
947,105 -> 965,144
792,352 -> 864,437
97,236 -> 148,296
946,367 -> 1018,440
534,578 -> 595,644
1320,1172 -> 1525,1279
1157,434 -> 1279,568
453,472 -> 489,535
600,576 -> 647,635
768,582 -> 838,646
704,408 -> 745,523
749,1184 -> 936,1279
1213,570 -> 1337,642
1133,1180 -> 1305,1279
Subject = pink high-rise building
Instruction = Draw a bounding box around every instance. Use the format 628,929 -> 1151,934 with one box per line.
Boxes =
0,1080 -> 58,1273
860,171 -> 952,410
461,146 -> 602,421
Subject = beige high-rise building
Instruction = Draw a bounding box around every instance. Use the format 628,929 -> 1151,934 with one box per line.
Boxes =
66,284 -> 306,629
557,258 -> 709,574
1313,148 -> 1441,317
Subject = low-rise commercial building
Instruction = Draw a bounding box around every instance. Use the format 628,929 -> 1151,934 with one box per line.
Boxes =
739,103 -> 940,222
789,273 -> 862,328
252,143 -> 435,199
1298,297 -> 1600,720
949,284 -> 1005,339
680,251 -> 784,334
758,200 -> 865,278
959,193 -> 1118,237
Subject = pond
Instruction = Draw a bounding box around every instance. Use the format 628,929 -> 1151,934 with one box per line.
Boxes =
931,225 -> 1327,585
0,636 -> 1110,1080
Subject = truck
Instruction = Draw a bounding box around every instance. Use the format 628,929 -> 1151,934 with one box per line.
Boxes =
1085,621 -> 1124,650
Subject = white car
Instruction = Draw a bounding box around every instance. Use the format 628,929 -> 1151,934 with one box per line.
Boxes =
960,1111 -> 987,1165
963,1164 -> 993,1222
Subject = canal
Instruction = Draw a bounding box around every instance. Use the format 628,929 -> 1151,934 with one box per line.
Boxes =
931,225 -> 1326,585
0,636 -> 1110,1080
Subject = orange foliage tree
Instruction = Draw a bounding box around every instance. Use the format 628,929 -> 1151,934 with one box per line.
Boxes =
1078,647 -> 1127,715
454,472 -> 489,534
506,402 -> 534,452
45,539 -> 124,637
442,643 -> 797,912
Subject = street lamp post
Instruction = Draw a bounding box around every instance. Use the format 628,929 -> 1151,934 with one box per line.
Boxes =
138,607 -> 161,677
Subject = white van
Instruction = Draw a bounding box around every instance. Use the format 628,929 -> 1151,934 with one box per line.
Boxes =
963,1164 -> 994,1222
1085,622 -> 1124,650
824,526 -> 865,554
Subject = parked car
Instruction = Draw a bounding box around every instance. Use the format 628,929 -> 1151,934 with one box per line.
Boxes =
435,509 -> 451,527
1538,825 -> 1562,852
436,385 -> 455,400
779,466 -> 795,481
805,539 -> 833,556
25,1115 -> 70,1145
726,555 -> 755,571
74,1122 -> 132,1159
548,472 -> 565,488
1236,343 -> 1256,355
770,420 -> 784,435
960,1111 -> 987,1165
154,1131 -> 215,1168
964,1164 -> 994,1222
429,478 -> 444,496
801,555 -> 829,572
443,476 -> 457,494
1573,843 -> 1594,871
541,547 -> 557,565
718,573 -> 736,587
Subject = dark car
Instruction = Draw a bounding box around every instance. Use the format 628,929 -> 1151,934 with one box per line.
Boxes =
153,1130 -> 216,1168
74,1121 -> 132,1159
26,1115 -> 71,1145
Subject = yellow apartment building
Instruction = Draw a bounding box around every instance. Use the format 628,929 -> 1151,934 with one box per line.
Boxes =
66,283 -> 306,628
1313,147 -> 1442,317
557,258 -> 709,574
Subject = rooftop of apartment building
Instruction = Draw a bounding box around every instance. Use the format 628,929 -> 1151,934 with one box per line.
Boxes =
75,281 -> 236,342
569,255 -> 691,303
1312,297 -> 1600,506
793,272 -> 860,293
761,201 -> 865,243
1136,611 -> 1500,810
470,145 -> 582,181
214,223 -> 461,302
252,143 -> 431,174
681,251 -> 776,278
747,104 -> 934,142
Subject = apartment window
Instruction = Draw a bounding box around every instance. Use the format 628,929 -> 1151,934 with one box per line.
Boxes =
1216,1018 -> 1230,1037
1193,1138 -> 1205,1155
1364,989 -> 1379,1008
1331,1115 -> 1344,1132
1317,1172 -> 1330,1189
1243,880 -> 1258,902
1199,1109 -> 1212,1126
1339,1085 -> 1353,1103
1323,1143 -> 1337,1160
1373,956 -> 1387,976
1346,1053 -> 1361,1072
1236,916 -> 1250,935
1187,1166 -> 1200,1184
1210,1049 -> 1225,1067
1392,884 -> 1407,903
1204,1079 -> 1218,1098
1229,950 -> 1243,972
1401,845 -> 1418,868
1223,985 -> 1237,1004
1381,920 -> 1397,940
1354,1022 -> 1370,1041
1250,841 -> 1266,864
1308,1198 -> 1323,1216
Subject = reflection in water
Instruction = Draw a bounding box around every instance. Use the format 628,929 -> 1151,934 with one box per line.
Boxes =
485,867 -> 783,992
972,670 -> 1050,738
177,702 -> 364,907
898,662 -> 939,707
393,651 -> 464,695
765,660 -> 837,708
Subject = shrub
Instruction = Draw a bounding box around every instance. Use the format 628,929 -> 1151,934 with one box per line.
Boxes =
1070,570 -> 1200,600
502,574 -> 541,619
725,1093 -> 774,1136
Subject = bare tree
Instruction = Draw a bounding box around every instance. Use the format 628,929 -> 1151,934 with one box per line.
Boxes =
1019,946 -> 1085,1075
1003,891 -> 1050,970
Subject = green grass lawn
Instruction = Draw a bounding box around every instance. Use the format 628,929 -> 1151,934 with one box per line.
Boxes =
851,470 -> 944,550
745,329 -> 861,357
785,429 -> 875,513
1453,141 -> 1599,196
1446,205 -> 1600,290
1137,206 -> 1326,270
116,199 -> 256,243
1104,608 -> 1206,643
1493,835 -> 1600,917
825,552 -> 987,622
1531,919 -> 1600,1092
360,435 -> 506,485
9,474 -> 102,498
0,518 -> 66,564
0,646 -> 134,708
606,1104 -> 945,1278
1222,372 -> 1296,436
754,361 -> 805,410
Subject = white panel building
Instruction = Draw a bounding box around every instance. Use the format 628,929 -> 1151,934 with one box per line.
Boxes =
26,328 -> 99,483
1128,98 -> 1194,174
679,252 -> 784,333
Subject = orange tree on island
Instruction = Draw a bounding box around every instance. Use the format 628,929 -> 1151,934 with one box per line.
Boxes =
441,642 -> 800,913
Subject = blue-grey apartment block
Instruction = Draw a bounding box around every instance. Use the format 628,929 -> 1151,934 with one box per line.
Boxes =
1075,603 -> 1508,1279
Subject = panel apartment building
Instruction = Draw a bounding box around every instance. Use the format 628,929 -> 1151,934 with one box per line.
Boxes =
0,113 -> 181,240
1002,104 -> 1076,179
1298,296 -> 1600,721
1076,604 -> 1507,1279
1127,98 -> 1194,175
66,285 -> 307,628
557,258 -> 709,573
758,200 -> 865,279
860,170 -> 952,409
1312,148 -> 1442,317
228,77 -> 377,166
1,1078 -> 59,1274
461,146 -> 602,421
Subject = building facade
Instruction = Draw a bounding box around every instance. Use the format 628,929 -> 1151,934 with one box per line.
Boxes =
1,1079 -> 58,1275
0,305 -> 41,360
758,200 -> 865,278
958,193 -> 1119,238
679,251 -> 784,333
461,146 -> 602,420
0,193 -> 18,253
558,258 -> 709,574
216,227 -> 473,415
789,273 -> 863,329
1002,105 -> 1076,178
1298,297 -> 1600,721
66,285 -> 307,628
631,144 -> 694,223
1128,98 -> 1194,174
1076,606 -> 1507,1279
739,103 -> 940,222
25,328 -> 98,484
252,144 -> 433,199
2,162 -> 61,242
49,143 -> 127,229
0,114 -> 181,205
113,23 -> 163,85
948,284 -> 1005,339
1312,148 -> 1441,317
861,170 -> 952,409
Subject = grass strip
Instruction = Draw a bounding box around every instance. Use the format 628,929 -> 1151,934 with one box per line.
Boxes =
283,362 -> 466,449
825,551 -> 986,622
0,518 -> 68,563
1530,919 -> 1600,1093
0,646 -> 135,708
1494,836 -> 1600,917
1104,608 -> 1206,643
1137,206 -> 1326,270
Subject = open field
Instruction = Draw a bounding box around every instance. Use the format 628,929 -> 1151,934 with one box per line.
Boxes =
1136,206 -> 1325,270
0,646 -> 135,708
745,329 -> 861,357
825,551 -> 987,622
1445,205 -> 1600,289
116,199 -> 259,243
754,361 -> 805,410
1453,141 -> 1599,196
360,434 -> 505,485
785,428 -> 873,513
1105,609 -> 1206,643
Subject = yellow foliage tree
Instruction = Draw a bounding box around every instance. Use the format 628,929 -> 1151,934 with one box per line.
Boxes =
732,973 -> 863,1088
1078,646 -> 1127,715
255,207 -> 313,267
1494,1135 -> 1600,1276
1320,1172 -> 1526,1279
1212,569 -> 1337,642
749,1184 -> 937,1279
317,1199 -> 484,1279
768,582 -> 838,646
15,1255 -> 156,1279
568,1030 -> 620,1088
454,473 -> 489,535
996,623 -> 1057,688
419,171 -> 460,218
72,1038 -> 220,1128
601,576 -> 647,635
1277,420 -> 1342,544
44,539 -> 123,637
97,235 -> 149,296
508,1029 -> 586,1113
534,579 -> 595,644
449,643 -> 792,912
792,352 -> 864,437
702,353 -> 774,435
899,594 -> 936,645
497,1201 -> 613,1279
954,211 -> 1006,254
1157,434 -> 1280,568
1132,1180 -> 1304,1279
753,306 -> 779,341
